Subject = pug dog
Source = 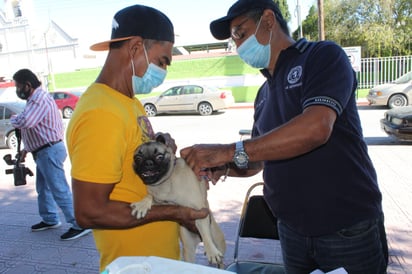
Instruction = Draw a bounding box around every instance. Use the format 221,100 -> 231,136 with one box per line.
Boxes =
130,139 -> 226,268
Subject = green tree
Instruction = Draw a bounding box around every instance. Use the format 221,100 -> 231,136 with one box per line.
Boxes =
393,0 -> 412,55
295,0 -> 411,57
275,0 -> 291,23
292,5 -> 318,40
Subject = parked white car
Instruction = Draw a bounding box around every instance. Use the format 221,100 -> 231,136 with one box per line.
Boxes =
140,84 -> 235,116
366,71 -> 412,108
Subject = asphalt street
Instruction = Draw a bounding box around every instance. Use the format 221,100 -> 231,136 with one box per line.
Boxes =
0,105 -> 411,273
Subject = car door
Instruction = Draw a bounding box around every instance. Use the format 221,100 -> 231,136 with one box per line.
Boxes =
155,86 -> 182,112
175,85 -> 200,111
52,92 -> 66,109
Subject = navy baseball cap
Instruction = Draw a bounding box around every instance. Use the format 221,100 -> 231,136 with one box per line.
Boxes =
210,0 -> 281,40
90,5 -> 174,51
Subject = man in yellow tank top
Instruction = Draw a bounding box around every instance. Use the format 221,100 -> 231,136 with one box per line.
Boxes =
66,5 -> 208,272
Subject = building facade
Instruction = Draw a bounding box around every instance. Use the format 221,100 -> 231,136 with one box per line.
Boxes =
0,0 -> 78,87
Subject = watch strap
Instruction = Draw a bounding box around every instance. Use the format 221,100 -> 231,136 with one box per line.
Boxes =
235,140 -> 244,151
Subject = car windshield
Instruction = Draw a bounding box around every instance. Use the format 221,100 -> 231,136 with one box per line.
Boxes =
71,91 -> 84,97
163,87 -> 180,96
394,71 -> 412,84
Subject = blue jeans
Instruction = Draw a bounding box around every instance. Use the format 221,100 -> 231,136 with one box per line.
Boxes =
278,215 -> 388,274
34,142 -> 81,230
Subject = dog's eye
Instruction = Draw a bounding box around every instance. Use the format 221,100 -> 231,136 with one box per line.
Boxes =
155,154 -> 165,163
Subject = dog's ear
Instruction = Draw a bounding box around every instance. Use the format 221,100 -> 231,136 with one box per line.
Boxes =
155,134 -> 167,144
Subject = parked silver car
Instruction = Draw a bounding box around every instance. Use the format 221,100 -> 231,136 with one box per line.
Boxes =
0,101 -> 26,149
140,84 -> 235,116
367,71 -> 412,108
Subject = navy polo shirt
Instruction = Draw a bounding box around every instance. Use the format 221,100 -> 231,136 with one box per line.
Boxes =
253,39 -> 382,236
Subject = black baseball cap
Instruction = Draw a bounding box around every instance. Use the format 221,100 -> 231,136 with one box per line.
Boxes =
90,5 -> 174,51
210,0 -> 281,40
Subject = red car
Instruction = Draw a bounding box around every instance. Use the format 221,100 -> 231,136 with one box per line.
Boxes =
50,91 -> 83,118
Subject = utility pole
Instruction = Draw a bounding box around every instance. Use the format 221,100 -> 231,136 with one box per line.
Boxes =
317,0 -> 325,40
44,30 -> 55,91
296,0 -> 303,38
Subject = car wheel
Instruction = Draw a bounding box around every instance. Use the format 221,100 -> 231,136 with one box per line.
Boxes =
6,131 -> 18,150
63,107 -> 74,118
144,104 -> 157,117
198,102 -> 213,116
388,94 -> 408,108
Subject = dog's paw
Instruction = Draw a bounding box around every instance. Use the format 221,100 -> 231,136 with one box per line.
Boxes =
205,248 -> 224,267
216,262 -> 225,269
130,196 -> 153,219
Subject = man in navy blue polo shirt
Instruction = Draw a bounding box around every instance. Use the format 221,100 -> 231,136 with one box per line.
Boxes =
181,0 -> 388,273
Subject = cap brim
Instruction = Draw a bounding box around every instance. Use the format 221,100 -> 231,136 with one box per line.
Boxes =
90,36 -> 135,51
210,0 -> 279,40
210,16 -> 234,40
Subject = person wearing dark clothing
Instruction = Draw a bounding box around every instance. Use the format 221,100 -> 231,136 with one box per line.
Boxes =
180,0 -> 388,273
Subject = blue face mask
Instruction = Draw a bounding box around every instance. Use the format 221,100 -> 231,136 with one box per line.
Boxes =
237,17 -> 272,68
132,46 -> 167,94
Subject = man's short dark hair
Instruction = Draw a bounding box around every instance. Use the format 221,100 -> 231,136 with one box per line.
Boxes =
13,69 -> 41,89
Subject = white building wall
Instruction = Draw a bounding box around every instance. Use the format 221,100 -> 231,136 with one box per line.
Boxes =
0,14 -> 78,78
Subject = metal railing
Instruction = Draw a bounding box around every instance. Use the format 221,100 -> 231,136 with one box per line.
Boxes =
357,55 -> 412,89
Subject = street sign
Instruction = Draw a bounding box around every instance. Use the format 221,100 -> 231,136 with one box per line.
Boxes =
343,46 -> 361,72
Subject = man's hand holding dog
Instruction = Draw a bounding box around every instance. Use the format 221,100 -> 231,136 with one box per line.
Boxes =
181,143 -> 264,182
180,144 -> 233,177
177,206 -> 209,233
130,204 -> 209,234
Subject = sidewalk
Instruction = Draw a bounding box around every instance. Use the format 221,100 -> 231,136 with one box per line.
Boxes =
1,150 -> 411,274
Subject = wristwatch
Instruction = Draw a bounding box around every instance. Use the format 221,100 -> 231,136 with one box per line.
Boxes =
233,141 -> 249,169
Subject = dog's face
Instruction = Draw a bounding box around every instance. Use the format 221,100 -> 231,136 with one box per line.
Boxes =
133,141 -> 174,186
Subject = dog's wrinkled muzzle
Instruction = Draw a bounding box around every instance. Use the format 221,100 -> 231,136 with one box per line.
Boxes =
134,158 -> 170,186
139,168 -> 164,185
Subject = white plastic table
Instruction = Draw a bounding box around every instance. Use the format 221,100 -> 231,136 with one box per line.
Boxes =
102,256 -> 233,274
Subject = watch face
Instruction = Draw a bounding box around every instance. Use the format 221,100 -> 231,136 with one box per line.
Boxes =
234,151 -> 248,168
235,153 -> 247,164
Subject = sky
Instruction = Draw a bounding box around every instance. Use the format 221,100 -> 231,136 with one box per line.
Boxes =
1,0 -> 315,52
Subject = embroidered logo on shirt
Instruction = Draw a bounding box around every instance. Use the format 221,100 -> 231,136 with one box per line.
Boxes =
137,116 -> 155,143
287,66 -> 302,85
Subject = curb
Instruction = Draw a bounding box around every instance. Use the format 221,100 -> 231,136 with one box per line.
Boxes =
229,103 -> 254,109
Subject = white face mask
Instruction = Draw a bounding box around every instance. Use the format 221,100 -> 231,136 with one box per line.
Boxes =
236,17 -> 272,68
131,45 -> 167,94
